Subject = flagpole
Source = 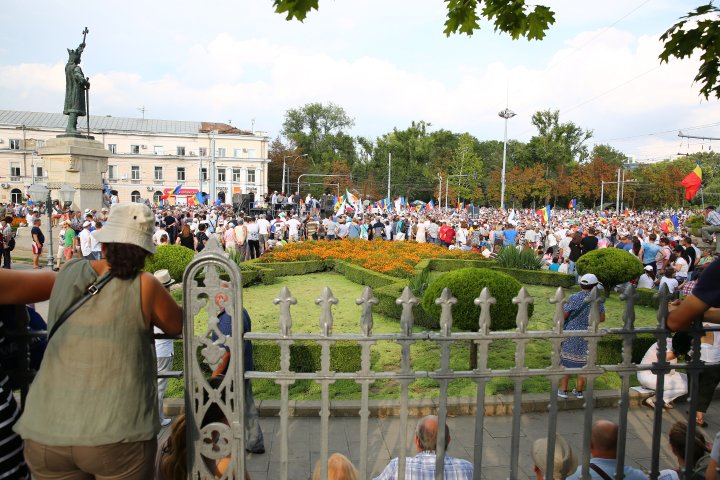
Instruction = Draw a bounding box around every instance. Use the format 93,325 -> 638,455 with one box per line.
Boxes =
701,185 -> 705,210
387,153 -> 391,206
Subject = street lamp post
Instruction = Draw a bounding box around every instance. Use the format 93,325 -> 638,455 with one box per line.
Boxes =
498,108 -> 516,210
282,154 -> 307,195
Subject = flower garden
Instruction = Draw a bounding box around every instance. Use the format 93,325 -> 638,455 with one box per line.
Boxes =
256,239 -> 483,277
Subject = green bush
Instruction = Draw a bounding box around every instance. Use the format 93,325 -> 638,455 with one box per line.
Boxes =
576,248 -> 643,292
422,268 -> 532,331
427,258 -> 493,272
685,214 -> 705,229
597,333 -> 657,365
144,245 -> 195,282
253,340 -> 361,372
495,247 -> 543,270
252,260 -> 328,276
408,269 -> 431,297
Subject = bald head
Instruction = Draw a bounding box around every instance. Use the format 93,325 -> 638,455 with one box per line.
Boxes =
415,415 -> 450,452
591,420 -> 618,458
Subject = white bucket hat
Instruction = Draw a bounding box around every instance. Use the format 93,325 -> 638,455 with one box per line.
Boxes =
92,203 -> 155,253
531,434 -> 578,478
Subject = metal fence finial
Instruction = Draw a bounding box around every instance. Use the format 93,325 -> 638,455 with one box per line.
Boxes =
396,287 -> 419,336
356,286 -> 379,336
549,287 -> 567,334
315,287 -> 338,336
474,287 -> 496,335
619,283 -> 638,331
274,287 -> 297,337
513,287 -> 533,333
436,287 -> 458,337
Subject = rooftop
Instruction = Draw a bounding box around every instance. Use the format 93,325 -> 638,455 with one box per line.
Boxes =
0,110 -> 256,136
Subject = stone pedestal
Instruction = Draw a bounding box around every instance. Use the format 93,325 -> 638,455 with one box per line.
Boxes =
38,137 -> 109,211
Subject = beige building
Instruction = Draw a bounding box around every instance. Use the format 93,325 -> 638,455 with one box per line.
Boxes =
0,110 -> 270,205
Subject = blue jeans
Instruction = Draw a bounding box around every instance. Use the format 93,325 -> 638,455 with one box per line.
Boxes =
568,260 -> 578,283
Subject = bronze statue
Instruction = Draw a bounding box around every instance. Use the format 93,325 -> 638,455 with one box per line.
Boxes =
64,28 -> 90,135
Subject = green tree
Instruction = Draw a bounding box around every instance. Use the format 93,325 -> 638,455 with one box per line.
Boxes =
447,133 -> 483,203
273,1 -> 720,100
281,102 -> 356,166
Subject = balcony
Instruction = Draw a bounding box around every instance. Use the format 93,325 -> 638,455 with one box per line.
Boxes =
10,176 -> 21,182
131,179 -> 141,184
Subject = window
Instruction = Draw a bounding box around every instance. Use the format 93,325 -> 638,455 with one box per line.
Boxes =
247,169 -> 256,184
10,162 -> 21,178
232,168 -> 241,182
200,168 -> 208,181
177,146 -> 186,156
246,148 -> 257,158
108,144 -> 117,154
154,166 -> 163,181
131,190 -> 141,203
107,165 -> 118,180
199,147 -> 207,157
35,166 -> 44,178
130,145 -> 140,154
154,146 -> 163,155
153,191 -> 163,204
9,139 -> 21,150
217,169 -> 226,182
35,140 -> 45,149
10,189 -> 22,204
234,149 -> 242,158
216,148 -> 226,158
131,165 -> 140,180
177,167 -> 186,181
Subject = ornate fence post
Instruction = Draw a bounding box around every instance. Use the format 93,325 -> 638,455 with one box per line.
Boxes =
182,237 -> 245,478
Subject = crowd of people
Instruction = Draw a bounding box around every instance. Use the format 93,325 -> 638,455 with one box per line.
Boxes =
1,194 -> 720,479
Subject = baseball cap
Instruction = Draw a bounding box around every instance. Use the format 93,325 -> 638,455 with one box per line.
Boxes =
644,265 -> 654,271
531,434 -> 577,478
579,273 -> 599,286
82,221 -> 91,228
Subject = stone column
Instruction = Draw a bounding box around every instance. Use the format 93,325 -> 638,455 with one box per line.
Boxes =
38,137 -> 109,211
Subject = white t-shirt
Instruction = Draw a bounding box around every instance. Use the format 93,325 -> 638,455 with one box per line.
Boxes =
637,273 -> 655,289
659,276 -> 679,294
79,229 -> 93,256
257,218 -> 270,235
286,218 -> 301,235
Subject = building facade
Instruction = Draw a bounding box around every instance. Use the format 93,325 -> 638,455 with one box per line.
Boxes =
0,110 -> 270,205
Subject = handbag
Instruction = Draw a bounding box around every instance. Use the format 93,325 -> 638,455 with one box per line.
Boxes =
47,272 -> 114,341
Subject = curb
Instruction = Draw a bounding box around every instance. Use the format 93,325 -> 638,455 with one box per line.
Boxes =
162,390 -> 651,418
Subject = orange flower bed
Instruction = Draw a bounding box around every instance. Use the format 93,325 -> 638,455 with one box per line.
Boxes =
258,239 -> 484,277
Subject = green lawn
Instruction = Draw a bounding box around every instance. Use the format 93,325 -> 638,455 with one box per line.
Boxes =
167,272 -> 657,400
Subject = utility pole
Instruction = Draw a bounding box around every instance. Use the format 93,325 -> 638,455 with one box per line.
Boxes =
499,108 -> 516,210
615,168 -> 621,212
387,153 -> 391,204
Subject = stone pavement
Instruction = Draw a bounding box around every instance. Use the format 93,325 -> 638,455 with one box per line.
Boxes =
236,402 -> 720,480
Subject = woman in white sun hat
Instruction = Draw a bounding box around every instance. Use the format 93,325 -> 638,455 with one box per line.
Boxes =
15,203 -> 182,480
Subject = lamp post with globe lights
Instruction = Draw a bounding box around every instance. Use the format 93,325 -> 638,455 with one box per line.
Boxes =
498,108 -> 516,210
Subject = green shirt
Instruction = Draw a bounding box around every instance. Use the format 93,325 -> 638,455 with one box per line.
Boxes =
64,227 -> 76,247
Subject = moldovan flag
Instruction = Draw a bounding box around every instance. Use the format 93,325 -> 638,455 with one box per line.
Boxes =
536,205 -> 550,223
426,199 -> 434,211
681,163 -> 703,200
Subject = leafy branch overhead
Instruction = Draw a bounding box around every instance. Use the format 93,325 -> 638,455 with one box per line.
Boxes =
272,0 -> 720,99
659,2 -> 720,100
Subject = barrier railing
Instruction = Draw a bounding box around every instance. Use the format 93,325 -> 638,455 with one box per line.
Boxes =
5,237 -> 715,479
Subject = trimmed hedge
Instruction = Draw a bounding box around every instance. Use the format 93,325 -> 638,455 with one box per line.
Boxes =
422,268 -> 532,331
576,248 -> 644,292
637,288 -> 660,308
489,266 -> 576,288
427,258 -> 494,272
249,260 -> 328,277
333,261 -> 398,288
375,281 -> 439,329
253,340 -> 361,372
597,333 -> 657,365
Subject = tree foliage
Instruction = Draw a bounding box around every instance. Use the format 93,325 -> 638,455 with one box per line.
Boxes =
272,1 -> 720,100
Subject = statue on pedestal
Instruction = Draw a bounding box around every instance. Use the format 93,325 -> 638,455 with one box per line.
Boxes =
64,28 -> 90,135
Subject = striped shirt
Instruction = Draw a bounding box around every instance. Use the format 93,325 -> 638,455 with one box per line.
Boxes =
373,452 -> 473,480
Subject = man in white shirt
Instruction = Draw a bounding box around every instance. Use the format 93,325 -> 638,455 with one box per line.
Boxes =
286,215 -> 301,243
78,221 -> 93,259
256,215 -> 271,252
90,222 -> 103,259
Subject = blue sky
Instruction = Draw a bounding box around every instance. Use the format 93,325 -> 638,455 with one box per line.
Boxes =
0,0 -> 717,161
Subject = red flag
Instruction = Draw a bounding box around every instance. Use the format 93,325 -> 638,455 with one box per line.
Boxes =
681,163 -> 703,200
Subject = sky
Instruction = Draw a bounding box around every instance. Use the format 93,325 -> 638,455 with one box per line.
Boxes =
0,0 -> 718,162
